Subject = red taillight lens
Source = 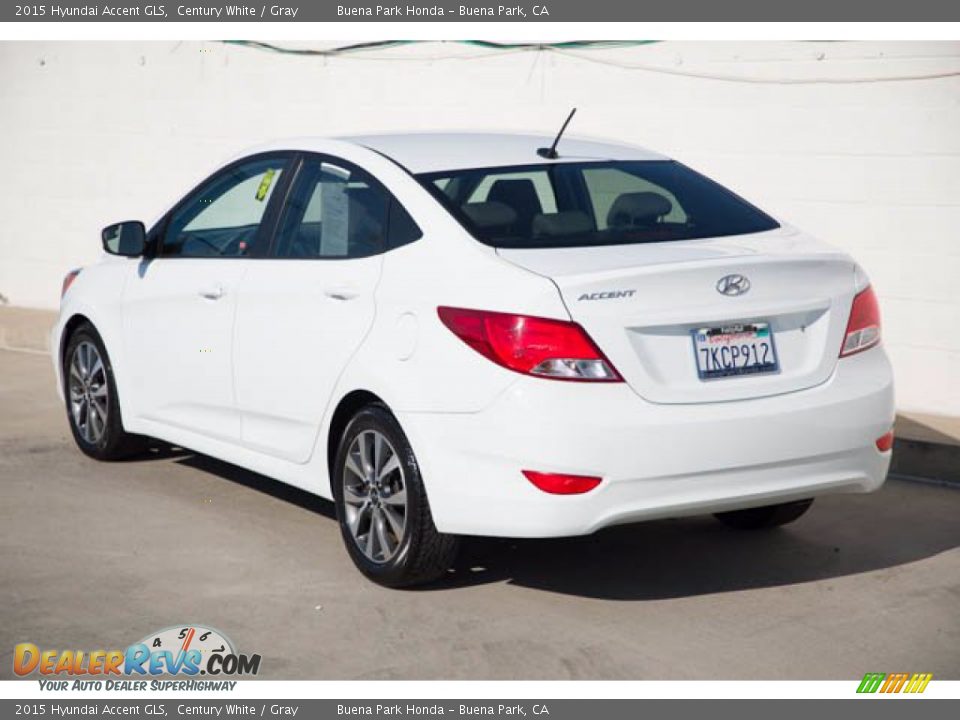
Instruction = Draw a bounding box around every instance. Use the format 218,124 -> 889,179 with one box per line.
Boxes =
840,286 -> 881,357
61,269 -> 82,299
523,470 -> 602,495
437,306 -> 622,382
876,431 -> 894,452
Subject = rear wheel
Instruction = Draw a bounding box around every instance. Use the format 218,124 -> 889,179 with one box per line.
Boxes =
333,404 -> 459,587
64,323 -> 148,460
714,499 -> 814,530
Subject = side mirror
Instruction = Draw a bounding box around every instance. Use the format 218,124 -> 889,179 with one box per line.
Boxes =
102,221 -> 146,257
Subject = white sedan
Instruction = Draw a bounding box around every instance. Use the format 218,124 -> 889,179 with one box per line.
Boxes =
52,132 -> 894,586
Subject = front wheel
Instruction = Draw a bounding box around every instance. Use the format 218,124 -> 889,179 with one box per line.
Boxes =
714,499 -> 814,530
63,323 -> 148,460
333,404 -> 459,588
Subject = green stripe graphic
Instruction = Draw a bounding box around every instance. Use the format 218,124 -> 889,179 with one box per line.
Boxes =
857,673 -> 886,693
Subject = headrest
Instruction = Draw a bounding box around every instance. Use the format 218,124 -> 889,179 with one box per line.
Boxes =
532,211 -> 594,238
461,201 -> 517,229
607,192 -> 672,227
488,179 -> 543,216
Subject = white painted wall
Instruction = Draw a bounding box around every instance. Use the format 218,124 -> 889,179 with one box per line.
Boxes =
1,40 -> 958,415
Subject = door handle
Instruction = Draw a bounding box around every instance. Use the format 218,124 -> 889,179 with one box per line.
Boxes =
198,284 -> 224,300
325,286 -> 360,301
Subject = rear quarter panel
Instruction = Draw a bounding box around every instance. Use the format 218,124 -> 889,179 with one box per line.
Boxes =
329,156 -> 573,415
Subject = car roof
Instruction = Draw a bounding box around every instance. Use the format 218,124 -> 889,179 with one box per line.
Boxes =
253,132 -> 669,174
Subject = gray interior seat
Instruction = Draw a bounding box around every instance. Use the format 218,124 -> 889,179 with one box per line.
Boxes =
607,191 -> 672,228
461,201 -> 517,230
531,211 -> 594,239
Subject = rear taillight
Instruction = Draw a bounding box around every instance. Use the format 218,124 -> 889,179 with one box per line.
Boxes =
875,431 -> 894,452
61,269 -> 82,299
437,306 -> 622,382
522,470 -> 602,495
840,286 -> 881,357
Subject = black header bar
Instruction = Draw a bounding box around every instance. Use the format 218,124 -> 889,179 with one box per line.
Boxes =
5,0 -> 960,22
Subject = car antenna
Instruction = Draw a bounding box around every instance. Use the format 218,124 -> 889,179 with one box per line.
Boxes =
537,108 -> 577,160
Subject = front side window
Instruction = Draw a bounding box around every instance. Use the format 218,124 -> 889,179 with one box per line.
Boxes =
162,157 -> 287,258
274,159 -> 389,259
420,160 -> 778,249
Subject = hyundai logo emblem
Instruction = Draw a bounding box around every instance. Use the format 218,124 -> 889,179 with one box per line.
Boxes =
716,274 -> 751,297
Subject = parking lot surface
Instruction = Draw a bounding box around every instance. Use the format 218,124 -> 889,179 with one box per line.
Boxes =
1,347 -> 958,679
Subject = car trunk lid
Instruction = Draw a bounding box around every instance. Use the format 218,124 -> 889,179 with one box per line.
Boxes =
497,227 -> 858,404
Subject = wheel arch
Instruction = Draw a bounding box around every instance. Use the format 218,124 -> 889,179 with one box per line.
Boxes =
326,389 -> 387,477
59,313 -> 95,371
57,309 -> 136,431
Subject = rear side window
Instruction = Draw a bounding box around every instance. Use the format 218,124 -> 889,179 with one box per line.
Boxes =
418,160 -> 778,249
162,157 -> 288,258
387,199 -> 422,250
274,159 -> 388,259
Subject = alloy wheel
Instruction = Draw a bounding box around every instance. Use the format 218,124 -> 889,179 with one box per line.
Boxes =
342,430 -> 408,563
68,341 -> 109,444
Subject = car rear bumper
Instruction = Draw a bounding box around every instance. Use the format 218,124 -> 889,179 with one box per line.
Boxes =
398,348 -> 895,537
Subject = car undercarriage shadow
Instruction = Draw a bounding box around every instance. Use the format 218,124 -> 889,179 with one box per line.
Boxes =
172,450 -> 337,520
438,479 -> 960,600
164,447 -> 960,601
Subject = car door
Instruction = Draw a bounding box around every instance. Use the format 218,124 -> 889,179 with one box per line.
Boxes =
233,154 -> 391,462
121,154 -> 291,442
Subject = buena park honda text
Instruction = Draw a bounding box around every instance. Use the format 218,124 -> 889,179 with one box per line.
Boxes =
53,130 -> 894,586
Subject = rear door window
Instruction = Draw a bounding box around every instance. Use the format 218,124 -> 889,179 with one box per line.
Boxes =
273,158 -> 389,259
387,199 -> 423,250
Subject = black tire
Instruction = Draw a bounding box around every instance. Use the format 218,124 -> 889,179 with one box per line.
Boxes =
332,404 -> 459,588
714,499 -> 814,530
63,323 -> 149,460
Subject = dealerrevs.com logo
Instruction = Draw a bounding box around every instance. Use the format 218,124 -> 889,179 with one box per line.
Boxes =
14,625 -> 261,688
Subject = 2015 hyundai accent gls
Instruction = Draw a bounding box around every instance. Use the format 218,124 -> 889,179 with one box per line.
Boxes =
53,132 -> 895,587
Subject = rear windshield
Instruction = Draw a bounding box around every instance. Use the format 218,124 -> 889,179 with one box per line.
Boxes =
417,160 -> 779,249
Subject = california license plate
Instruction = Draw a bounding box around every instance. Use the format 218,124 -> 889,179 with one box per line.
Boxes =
692,322 -> 779,380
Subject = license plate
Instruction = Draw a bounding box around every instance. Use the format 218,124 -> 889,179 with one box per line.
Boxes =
692,322 -> 779,380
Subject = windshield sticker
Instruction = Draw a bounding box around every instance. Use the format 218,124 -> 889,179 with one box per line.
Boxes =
254,168 -> 277,202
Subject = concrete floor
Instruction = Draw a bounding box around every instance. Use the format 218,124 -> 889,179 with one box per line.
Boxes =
1,347 -> 958,680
